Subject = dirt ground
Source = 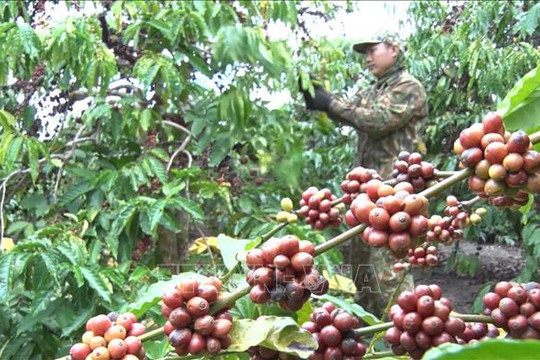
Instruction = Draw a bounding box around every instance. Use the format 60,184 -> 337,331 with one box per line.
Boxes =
413,241 -> 525,313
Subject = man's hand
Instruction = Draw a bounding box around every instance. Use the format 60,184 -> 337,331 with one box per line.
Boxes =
298,77 -> 332,111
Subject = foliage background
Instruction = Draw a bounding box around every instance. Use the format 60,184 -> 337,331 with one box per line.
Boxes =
0,1 -> 539,358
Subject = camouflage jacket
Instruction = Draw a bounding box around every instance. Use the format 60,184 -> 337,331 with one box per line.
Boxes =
326,57 -> 428,178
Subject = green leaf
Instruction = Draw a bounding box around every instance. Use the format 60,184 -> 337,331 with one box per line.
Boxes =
26,139 -> 39,182
0,110 -> 16,130
472,282 -> 494,313
5,135 -> 23,171
229,294 -> 259,320
520,194 -> 535,215
0,336 -> 28,360
57,180 -> 94,207
498,65 -> 540,132
6,221 -> 32,235
216,234 -> 251,271
124,272 -> 207,318
80,266 -> 112,303
169,197 -> 204,220
148,156 -> 167,183
140,108 -> 153,131
226,316 -> 317,357
296,300 -> 313,326
129,266 -> 149,281
149,199 -> 166,232
134,54 -> 161,89
0,254 -> 13,302
17,291 -> 58,334
61,305 -> 95,337
423,339 -> 540,360
144,338 -> 171,360
314,293 -> 381,325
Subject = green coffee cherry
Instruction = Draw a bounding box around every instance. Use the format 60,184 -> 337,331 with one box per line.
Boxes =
280,198 -> 293,212
287,213 -> 298,224
475,207 -> 488,217
276,211 -> 289,223
469,213 -> 482,225
335,203 -> 346,214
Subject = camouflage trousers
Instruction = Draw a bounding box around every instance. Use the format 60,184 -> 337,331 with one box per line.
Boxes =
350,238 -> 414,319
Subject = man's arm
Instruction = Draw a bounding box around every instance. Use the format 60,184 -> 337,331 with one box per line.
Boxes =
326,80 -> 426,138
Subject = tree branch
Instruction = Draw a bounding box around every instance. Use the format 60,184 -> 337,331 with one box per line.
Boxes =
166,135 -> 192,173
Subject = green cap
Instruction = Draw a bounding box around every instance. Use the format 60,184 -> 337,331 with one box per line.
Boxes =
353,32 -> 404,54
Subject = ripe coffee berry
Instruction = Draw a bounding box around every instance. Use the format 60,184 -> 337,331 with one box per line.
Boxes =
347,182 -> 430,257
245,235 -> 328,310
71,312 -> 146,360
302,303 -> 366,359
385,284 -> 464,359
298,186 -> 343,230
482,281 -> 540,339
341,166 -> 382,205
457,112 -> 540,207
161,276 -> 233,357
391,151 -> 437,192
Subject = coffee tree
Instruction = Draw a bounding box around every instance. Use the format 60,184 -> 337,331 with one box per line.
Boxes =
1,1 -> 540,360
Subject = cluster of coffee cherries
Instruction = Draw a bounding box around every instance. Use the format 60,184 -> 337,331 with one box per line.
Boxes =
132,236 -> 152,261
385,284 -> 466,359
248,346 -> 301,360
246,235 -> 328,310
301,302 -> 366,360
340,166 -> 382,205
394,244 -> 438,273
425,196 -> 482,245
298,187 -> 342,230
161,277 -> 233,356
69,312 -> 147,360
275,198 -> 299,225
455,322 -> 499,344
391,151 -> 437,192
345,179 -> 430,258
455,112 -> 540,208
482,281 -> 540,339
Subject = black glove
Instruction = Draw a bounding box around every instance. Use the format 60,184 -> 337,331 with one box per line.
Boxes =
303,86 -> 332,111
298,75 -> 332,111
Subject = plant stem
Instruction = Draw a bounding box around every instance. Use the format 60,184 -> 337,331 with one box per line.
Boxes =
314,223 -> 366,255
209,285 -> 251,315
366,270 -> 408,353
354,313 -> 493,339
530,130 -> 540,144
434,170 -> 460,178
454,313 -> 492,323
355,321 -> 393,336
138,326 -> 165,342
261,222 -> 287,241
381,270 -> 408,323
330,196 -> 345,206
363,350 -> 395,359
221,223 -> 288,283
461,195 -> 483,209
419,168 -> 474,198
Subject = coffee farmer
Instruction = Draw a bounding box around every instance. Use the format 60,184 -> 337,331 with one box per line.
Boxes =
300,32 -> 429,317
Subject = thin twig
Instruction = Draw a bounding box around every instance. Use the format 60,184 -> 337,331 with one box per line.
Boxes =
460,195 -> 483,209
182,150 -> 193,168
0,172 -> 18,249
166,135 -> 191,173
65,136 -> 95,147
367,269 -> 408,353
195,226 -> 216,269
162,120 -> 193,137
381,270 -> 408,322
52,164 -> 63,204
